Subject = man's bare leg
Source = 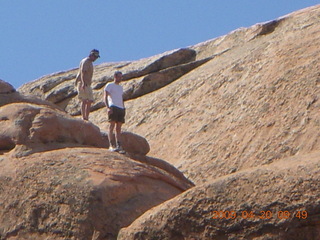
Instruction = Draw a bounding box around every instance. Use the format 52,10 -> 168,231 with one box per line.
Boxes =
108,121 -> 116,149
81,100 -> 86,120
84,100 -> 92,120
115,122 -> 122,147
115,122 -> 125,153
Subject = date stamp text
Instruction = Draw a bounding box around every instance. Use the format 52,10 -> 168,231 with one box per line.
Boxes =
212,210 -> 308,220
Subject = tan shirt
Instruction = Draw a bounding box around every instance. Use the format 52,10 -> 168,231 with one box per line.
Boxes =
75,57 -> 93,86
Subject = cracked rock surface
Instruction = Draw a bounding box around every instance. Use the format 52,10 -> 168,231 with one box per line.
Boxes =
1,5 -> 320,240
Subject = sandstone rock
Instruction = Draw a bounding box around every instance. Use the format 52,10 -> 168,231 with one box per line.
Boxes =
18,48 -> 199,116
32,4 -> 320,186
120,132 -> 150,155
122,4 -> 320,184
118,152 -> 320,240
0,79 -> 15,93
18,70 -> 78,97
2,4 -> 319,240
99,131 -> 150,156
0,93 -> 152,157
120,48 -> 197,81
0,79 -> 61,110
123,57 -> 211,100
0,148 -> 193,240
0,103 -> 107,156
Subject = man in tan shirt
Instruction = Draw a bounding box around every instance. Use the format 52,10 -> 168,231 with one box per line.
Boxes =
75,49 -> 100,120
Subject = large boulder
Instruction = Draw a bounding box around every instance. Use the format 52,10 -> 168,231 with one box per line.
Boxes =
0,102 -> 150,157
118,152 -> 320,240
0,103 -> 107,157
120,132 -> 150,155
0,148 -> 193,240
0,78 -> 191,240
0,79 -> 15,94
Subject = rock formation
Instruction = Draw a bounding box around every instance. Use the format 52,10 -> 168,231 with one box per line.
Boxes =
0,148 -> 192,240
0,82 -> 193,239
118,153 -> 320,239
1,4 -> 319,240
0,103 -> 107,157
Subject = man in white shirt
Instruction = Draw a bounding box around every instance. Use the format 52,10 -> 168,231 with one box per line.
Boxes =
104,71 -> 126,153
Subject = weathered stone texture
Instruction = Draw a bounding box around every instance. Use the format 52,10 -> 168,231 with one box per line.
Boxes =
1,4 -> 319,240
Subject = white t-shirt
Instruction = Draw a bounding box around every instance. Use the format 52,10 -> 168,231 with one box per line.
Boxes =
104,82 -> 124,109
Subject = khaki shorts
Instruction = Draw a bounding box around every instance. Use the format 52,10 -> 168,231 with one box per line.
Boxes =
77,84 -> 94,101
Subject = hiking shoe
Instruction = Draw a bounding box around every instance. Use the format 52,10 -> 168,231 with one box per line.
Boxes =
108,146 -> 117,152
118,149 -> 126,154
116,146 -> 126,154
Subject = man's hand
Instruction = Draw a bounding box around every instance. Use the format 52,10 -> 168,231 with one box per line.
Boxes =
107,107 -> 113,115
80,82 -> 85,90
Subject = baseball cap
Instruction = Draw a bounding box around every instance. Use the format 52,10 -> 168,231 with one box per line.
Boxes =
90,49 -> 100,58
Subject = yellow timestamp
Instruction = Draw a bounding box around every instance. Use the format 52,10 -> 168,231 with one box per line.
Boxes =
212,210 -> 308,220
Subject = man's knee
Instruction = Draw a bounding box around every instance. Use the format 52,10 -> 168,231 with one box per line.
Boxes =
109,122 -> 116,130
116,123 -> 122,131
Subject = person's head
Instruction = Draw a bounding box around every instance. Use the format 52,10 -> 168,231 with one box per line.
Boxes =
114,71 -> 123,84
89,49 -> 100,62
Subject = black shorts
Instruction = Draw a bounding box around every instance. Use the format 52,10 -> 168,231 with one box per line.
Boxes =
108,106 -> 125,123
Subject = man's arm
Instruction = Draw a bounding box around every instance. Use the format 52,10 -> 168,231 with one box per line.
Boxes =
104,90 -> 113,115
80,61 -> 90,88
75,73 -> 80,86
104,90 -> 109,108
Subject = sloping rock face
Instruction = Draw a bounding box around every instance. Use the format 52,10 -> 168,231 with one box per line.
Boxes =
123,5 -> 320,184
18,48 -> 209,117
19,5 -> 320,184
0,148 -> 193,240
118,152 -> 320,239
12,4 -> 320,240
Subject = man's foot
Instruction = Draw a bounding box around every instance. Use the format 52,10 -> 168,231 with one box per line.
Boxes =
109,146 -> 125,154
115,146 -> 126,154
108,146 -> 117,152
117,148 -> 126,154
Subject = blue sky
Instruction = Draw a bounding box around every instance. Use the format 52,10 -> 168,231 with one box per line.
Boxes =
1,1 -> 319,88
